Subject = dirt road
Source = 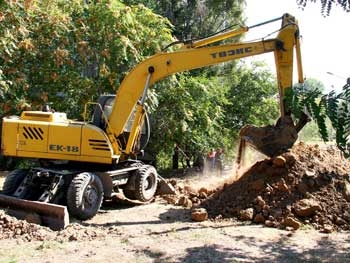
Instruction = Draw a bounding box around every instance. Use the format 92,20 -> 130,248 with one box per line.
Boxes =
0,198 -> 349,263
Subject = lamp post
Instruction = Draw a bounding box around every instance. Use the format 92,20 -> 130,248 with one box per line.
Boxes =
326,72 -> 350,85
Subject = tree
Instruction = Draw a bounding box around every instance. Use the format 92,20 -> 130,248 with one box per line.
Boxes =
300,78 -> 325,93
0,0 -> 174,169
296,0 -> 350,15
121,0 -> 245,40
148,74 -> 230,168
0,0 -> 173,119
285,79 -> 350,157
147,61 -> 280,168
223,61 -> 279,136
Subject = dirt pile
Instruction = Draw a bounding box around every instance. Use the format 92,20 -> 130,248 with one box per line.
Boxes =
0,210 -> 108,241
0,210 -> 51,241
168,142 -> 350,232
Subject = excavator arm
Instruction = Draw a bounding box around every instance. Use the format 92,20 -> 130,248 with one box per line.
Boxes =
108,13 -> 305,158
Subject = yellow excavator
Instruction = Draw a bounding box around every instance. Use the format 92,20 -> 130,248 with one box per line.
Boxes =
0,13 -> 307,229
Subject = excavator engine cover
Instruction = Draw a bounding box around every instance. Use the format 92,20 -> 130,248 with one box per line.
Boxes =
239,115 -> 298,157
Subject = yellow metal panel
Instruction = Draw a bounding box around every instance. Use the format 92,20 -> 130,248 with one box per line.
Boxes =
17,121 -> 49,153
16,150 -> 112,164
48,123 -> 81,155
1,118 -> 19,156
81,124 -> 113,158
20,111 -> 68,122
17,151 -> 111,164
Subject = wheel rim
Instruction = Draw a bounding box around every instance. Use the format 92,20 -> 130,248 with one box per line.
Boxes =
83,185 -> 99,211
144,174 -> 155,191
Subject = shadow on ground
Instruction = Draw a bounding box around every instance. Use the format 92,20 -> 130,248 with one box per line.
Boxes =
162,233 -> 350,263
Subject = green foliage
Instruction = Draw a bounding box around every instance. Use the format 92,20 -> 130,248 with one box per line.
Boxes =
148,61 -> 280,169
285,81 -> 350,157
298,120 -> 323,141
121,0 -> 245,40
327,83 -> 350,156
285,80 -> 329,141
148,74 -> 229,160
297,0 -> 350,16
0,0 -> 173,119
224,61 -> 280,131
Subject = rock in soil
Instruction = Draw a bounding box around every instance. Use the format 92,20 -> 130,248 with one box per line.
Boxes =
167,142 -> 350,232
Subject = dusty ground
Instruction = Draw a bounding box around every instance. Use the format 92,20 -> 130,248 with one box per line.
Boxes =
0,143 -> 350,263
0,198 -> 350,263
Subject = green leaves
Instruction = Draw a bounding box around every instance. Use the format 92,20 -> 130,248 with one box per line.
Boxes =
149,74 -> 228,156
285,80 -> 350,157
0,0 -> 173,119
332,83 -> 350,156
297,0 -> 350,16
147,61 -> 280,167
122,0 -> 245,40
224,62 -> 279,131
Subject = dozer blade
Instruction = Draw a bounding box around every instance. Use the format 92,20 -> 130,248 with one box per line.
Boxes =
156,175 -> 176,195
0,194 -> 69,231
239,115 -> 298,158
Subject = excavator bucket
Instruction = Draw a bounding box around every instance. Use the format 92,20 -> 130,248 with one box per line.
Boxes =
0,194 -> 69,230
238,115 -> 299,160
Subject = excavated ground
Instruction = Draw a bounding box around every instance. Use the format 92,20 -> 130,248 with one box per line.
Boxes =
0,142 -> 349,243
167,142 -> 350,232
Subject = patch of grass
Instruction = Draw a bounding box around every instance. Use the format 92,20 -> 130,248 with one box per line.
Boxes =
0,256 -> 18,263
120,237 -> 130,244
0,246 -> 33,263
299,223 -> 314,231
36,241 -> 63,251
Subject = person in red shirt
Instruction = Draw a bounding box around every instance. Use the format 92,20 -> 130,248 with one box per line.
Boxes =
207,149 -> 216,170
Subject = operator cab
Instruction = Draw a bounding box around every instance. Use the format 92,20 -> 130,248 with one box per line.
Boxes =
91,95 -> 114,129
91,95 -> 150,151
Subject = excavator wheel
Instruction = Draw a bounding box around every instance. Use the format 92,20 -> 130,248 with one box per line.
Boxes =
67,172 -> 104,220
134,165 -> 158,202
1,169 -> 28,196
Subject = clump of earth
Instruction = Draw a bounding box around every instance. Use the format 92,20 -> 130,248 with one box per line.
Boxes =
0,210 -> 108,241
168,142 -> 350,232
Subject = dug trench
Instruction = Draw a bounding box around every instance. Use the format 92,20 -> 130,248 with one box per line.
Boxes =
0,142 -> 349,262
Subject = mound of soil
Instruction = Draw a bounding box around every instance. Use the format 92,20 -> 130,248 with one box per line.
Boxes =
0,210 -> 107,241
204,142 -> 350,232
169,142 -> 350,232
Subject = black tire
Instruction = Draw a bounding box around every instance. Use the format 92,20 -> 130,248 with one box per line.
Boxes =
67,172 -> 104,220
134,165 -> 158,202
1,169 -> 27,195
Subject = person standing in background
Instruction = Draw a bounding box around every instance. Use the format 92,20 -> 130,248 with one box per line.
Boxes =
207,149 -> 216,170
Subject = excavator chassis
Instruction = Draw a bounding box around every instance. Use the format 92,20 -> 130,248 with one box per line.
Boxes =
0,163 -> 175,230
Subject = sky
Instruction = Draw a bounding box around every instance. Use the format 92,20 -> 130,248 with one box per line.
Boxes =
244,0 -> 350,93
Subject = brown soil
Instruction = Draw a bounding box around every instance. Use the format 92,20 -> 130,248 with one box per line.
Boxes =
168,142 -> 350,233
0,142 -> 349,262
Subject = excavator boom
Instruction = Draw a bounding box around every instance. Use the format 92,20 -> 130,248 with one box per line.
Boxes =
109,13 -> 304,159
